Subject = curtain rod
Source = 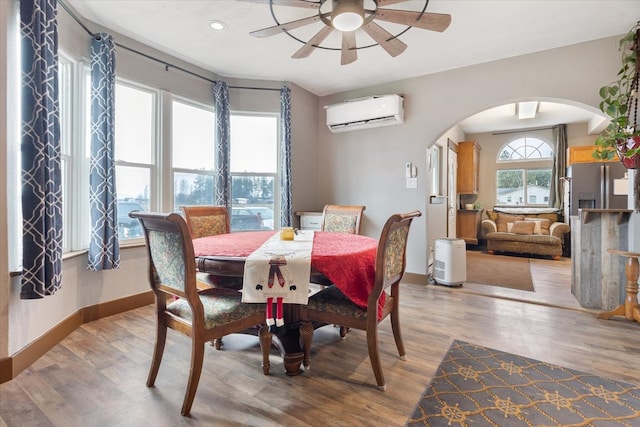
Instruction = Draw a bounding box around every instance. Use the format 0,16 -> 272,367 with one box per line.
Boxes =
58,0 -> 282,93
492,125 -> 559,135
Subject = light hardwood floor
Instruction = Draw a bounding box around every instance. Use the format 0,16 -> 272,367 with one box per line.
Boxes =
2,254 -> 639,426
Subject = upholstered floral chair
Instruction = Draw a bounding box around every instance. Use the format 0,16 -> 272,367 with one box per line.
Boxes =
300,210 -> 421,391
180,205 -> 230,238
320,204 -> 366,234
317,204 -> 367,336
181,204 -> 239,288
180,205 -> 240,351
130,211 -> 272,416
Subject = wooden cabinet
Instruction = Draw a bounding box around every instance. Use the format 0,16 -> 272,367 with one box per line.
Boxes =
457,141 -> 481,194
457,209 -> 482,245
567,146 -> 617,165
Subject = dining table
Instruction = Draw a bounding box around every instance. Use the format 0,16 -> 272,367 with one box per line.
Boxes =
192,229 -> 379,375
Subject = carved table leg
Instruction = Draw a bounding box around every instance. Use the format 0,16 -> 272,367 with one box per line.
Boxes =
259,324 -> 272,375
299,321 -> 313,370
598,251 -> 640,322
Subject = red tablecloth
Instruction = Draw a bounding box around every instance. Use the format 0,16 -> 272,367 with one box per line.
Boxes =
193,231 -> 382,316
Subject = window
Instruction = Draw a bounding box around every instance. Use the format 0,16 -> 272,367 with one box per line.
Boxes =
172,99 -> 216,211
495,136 -> 553,207
59,52 -> 91,252
114,82 -> 156,240
230,114 -> 278,231
498,137 -> 553,160
33,64 -> 281,252
59,56 -> 72,251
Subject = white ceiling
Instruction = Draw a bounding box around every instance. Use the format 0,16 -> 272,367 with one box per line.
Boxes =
65,0 -> 640,132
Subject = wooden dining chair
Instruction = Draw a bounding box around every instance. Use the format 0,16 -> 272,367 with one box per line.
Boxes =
180,205 -> 230,238
181,204 -> 239,288
317,204 -> 367,336
320,204 -> 366,235
129,211 -> 272,417
180,205 -> 241,351
300,210 -> 422,391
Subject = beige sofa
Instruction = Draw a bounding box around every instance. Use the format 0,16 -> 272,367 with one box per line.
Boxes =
481,209 -> 570,260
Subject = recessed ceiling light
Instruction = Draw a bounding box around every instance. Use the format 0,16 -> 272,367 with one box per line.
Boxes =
209,21 -> 226,31
517,101 -> 539,120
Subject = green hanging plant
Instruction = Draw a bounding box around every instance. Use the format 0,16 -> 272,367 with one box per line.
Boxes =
593,21 -> 640,167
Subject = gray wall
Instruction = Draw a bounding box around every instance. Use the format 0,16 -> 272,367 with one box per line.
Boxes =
317,36 -> 622,275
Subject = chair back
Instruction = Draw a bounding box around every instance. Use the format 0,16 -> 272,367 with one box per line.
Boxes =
368,211 -> 421,311
321,204 -> 366,234
180,205 -> 230,238
130,211 -> 199,302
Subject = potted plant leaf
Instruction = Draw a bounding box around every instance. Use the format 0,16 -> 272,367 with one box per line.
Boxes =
594,21 -> 640,169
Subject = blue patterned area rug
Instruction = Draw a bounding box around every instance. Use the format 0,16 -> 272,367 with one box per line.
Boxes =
406,340 -> 640,426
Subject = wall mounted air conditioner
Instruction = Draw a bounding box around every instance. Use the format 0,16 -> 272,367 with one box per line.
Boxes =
325,94 -> 404,133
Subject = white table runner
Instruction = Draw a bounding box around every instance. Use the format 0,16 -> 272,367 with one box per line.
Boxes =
242,230 -> 313,305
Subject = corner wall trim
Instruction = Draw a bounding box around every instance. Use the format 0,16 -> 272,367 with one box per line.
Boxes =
2,291 -> 154,385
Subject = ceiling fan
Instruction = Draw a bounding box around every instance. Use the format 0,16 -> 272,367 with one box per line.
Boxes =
244,0 -> 451,65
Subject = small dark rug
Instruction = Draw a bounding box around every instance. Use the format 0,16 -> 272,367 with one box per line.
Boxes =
406,340 -> 640,426
466,251 -> 534,291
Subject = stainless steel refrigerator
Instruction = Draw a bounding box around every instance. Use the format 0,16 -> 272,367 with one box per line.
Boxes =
566,162 -> 628,216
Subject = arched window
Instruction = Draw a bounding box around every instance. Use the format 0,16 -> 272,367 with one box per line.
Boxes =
498,137 -> 554,161
495,136 -> 554,206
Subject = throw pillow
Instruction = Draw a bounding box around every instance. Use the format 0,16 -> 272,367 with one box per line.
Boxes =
540,218 -> 552,235
524,217 -> 552,235
510,220 -> 535,235
496,214 -> 524,232
524,218 -> 543,234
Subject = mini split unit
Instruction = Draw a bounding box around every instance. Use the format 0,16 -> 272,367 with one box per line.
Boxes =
325,94 -> 404,133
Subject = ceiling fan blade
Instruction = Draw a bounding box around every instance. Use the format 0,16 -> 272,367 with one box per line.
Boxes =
292,25 -> 334,58
238,0 -> 320,9
250,13 -> 327,37
362,21 -> 407,57
375,9 -> 451,32
341,31 -> 357,65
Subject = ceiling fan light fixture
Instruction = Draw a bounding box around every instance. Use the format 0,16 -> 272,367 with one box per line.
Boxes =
332,0 -> 364,32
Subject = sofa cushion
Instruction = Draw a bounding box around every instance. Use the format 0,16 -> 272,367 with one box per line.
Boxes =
487,210 -> 498,221
524,217 -> 551,235
485,232 -> 561,245
535,213 -> 559,223
496,214 -> 524,232
510,220 -> 536,235
487,209 -> 559,223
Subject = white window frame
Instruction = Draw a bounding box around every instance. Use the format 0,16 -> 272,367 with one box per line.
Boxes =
114,79 -> 160,243
495,136 -> 554,208
169,95 -> 216,212
229,111 -> 280,230
54,51 -> 91,253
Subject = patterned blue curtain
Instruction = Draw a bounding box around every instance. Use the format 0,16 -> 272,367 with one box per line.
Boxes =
280,86 -> 292,227
20,0 -> 62,299
88,33 -> 119,270
213,81 -> 230,209
550,124 -> 567,209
